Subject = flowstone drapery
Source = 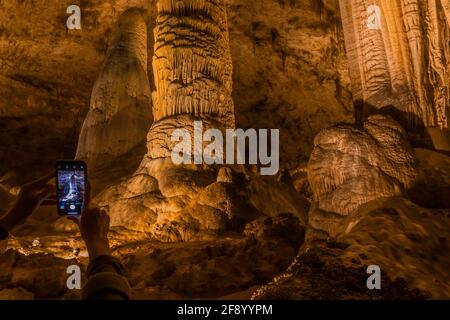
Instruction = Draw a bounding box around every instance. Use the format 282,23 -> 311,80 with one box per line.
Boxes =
339,0 -> 450,149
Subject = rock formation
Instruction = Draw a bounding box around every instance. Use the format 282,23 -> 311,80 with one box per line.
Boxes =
339,0 -> 450,150
94,0 -> 235,239
146,0 -> 235,161
93,0 -> 308,241
253,197 -> 450,299
76,9 -> 152,170
0,0 -> 352,185
307,115 -> 418,235
2,0 -> 450,301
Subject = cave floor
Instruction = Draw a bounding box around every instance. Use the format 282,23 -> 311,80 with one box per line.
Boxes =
1,223 -> 300,300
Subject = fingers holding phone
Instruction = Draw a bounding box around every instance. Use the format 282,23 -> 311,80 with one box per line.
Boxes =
70,206 -> 111,260
0,171 -> 57,230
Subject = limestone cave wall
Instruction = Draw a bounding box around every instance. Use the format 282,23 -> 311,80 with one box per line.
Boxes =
0,0 -> 352,186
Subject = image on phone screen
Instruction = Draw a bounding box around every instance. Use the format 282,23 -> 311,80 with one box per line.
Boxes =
56,161 -> 87,216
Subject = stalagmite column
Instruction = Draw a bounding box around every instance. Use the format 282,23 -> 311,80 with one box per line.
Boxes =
145,0 -> 235,160
339,0 -> 450,149
76,9 -> 152,169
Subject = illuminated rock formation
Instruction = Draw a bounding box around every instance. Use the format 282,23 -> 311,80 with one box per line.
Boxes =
339,0 -> 450,149
110,0 -> 236,239
146,0 -> 235,160
307,115 -> 418,234
93,0 -> 310,241
76,9 -> 152,169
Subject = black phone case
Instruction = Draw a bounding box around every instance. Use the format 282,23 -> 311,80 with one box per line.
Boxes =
55,160 -> 87,216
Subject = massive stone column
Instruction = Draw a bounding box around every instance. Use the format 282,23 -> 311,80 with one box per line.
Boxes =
145,0 -> 235,161
76,9 -> 152,170
96,0 -> 241,241
339,0 -> 450,149
95,0 -> 306,242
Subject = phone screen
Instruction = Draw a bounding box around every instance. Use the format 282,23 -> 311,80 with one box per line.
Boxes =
56,161 -> 87,216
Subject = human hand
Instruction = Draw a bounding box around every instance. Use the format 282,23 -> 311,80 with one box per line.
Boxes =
0,171 -> 56,230
70,206 -> 111,260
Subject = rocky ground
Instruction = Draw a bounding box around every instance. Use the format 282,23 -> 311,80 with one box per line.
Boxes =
2,189 -> 450,299
1,211 -> 306,299
255,197 -> 450,299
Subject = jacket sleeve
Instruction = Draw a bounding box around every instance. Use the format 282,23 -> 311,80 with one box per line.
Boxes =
82,255 -> 131,300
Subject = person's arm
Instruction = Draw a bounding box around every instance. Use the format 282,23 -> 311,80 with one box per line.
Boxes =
0,172 -> 55,239
0,172 -> 130,300
82,254 -> 131,300
72,206 -> 131,300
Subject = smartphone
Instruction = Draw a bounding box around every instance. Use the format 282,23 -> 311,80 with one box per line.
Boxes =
55,160 -> 87,216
